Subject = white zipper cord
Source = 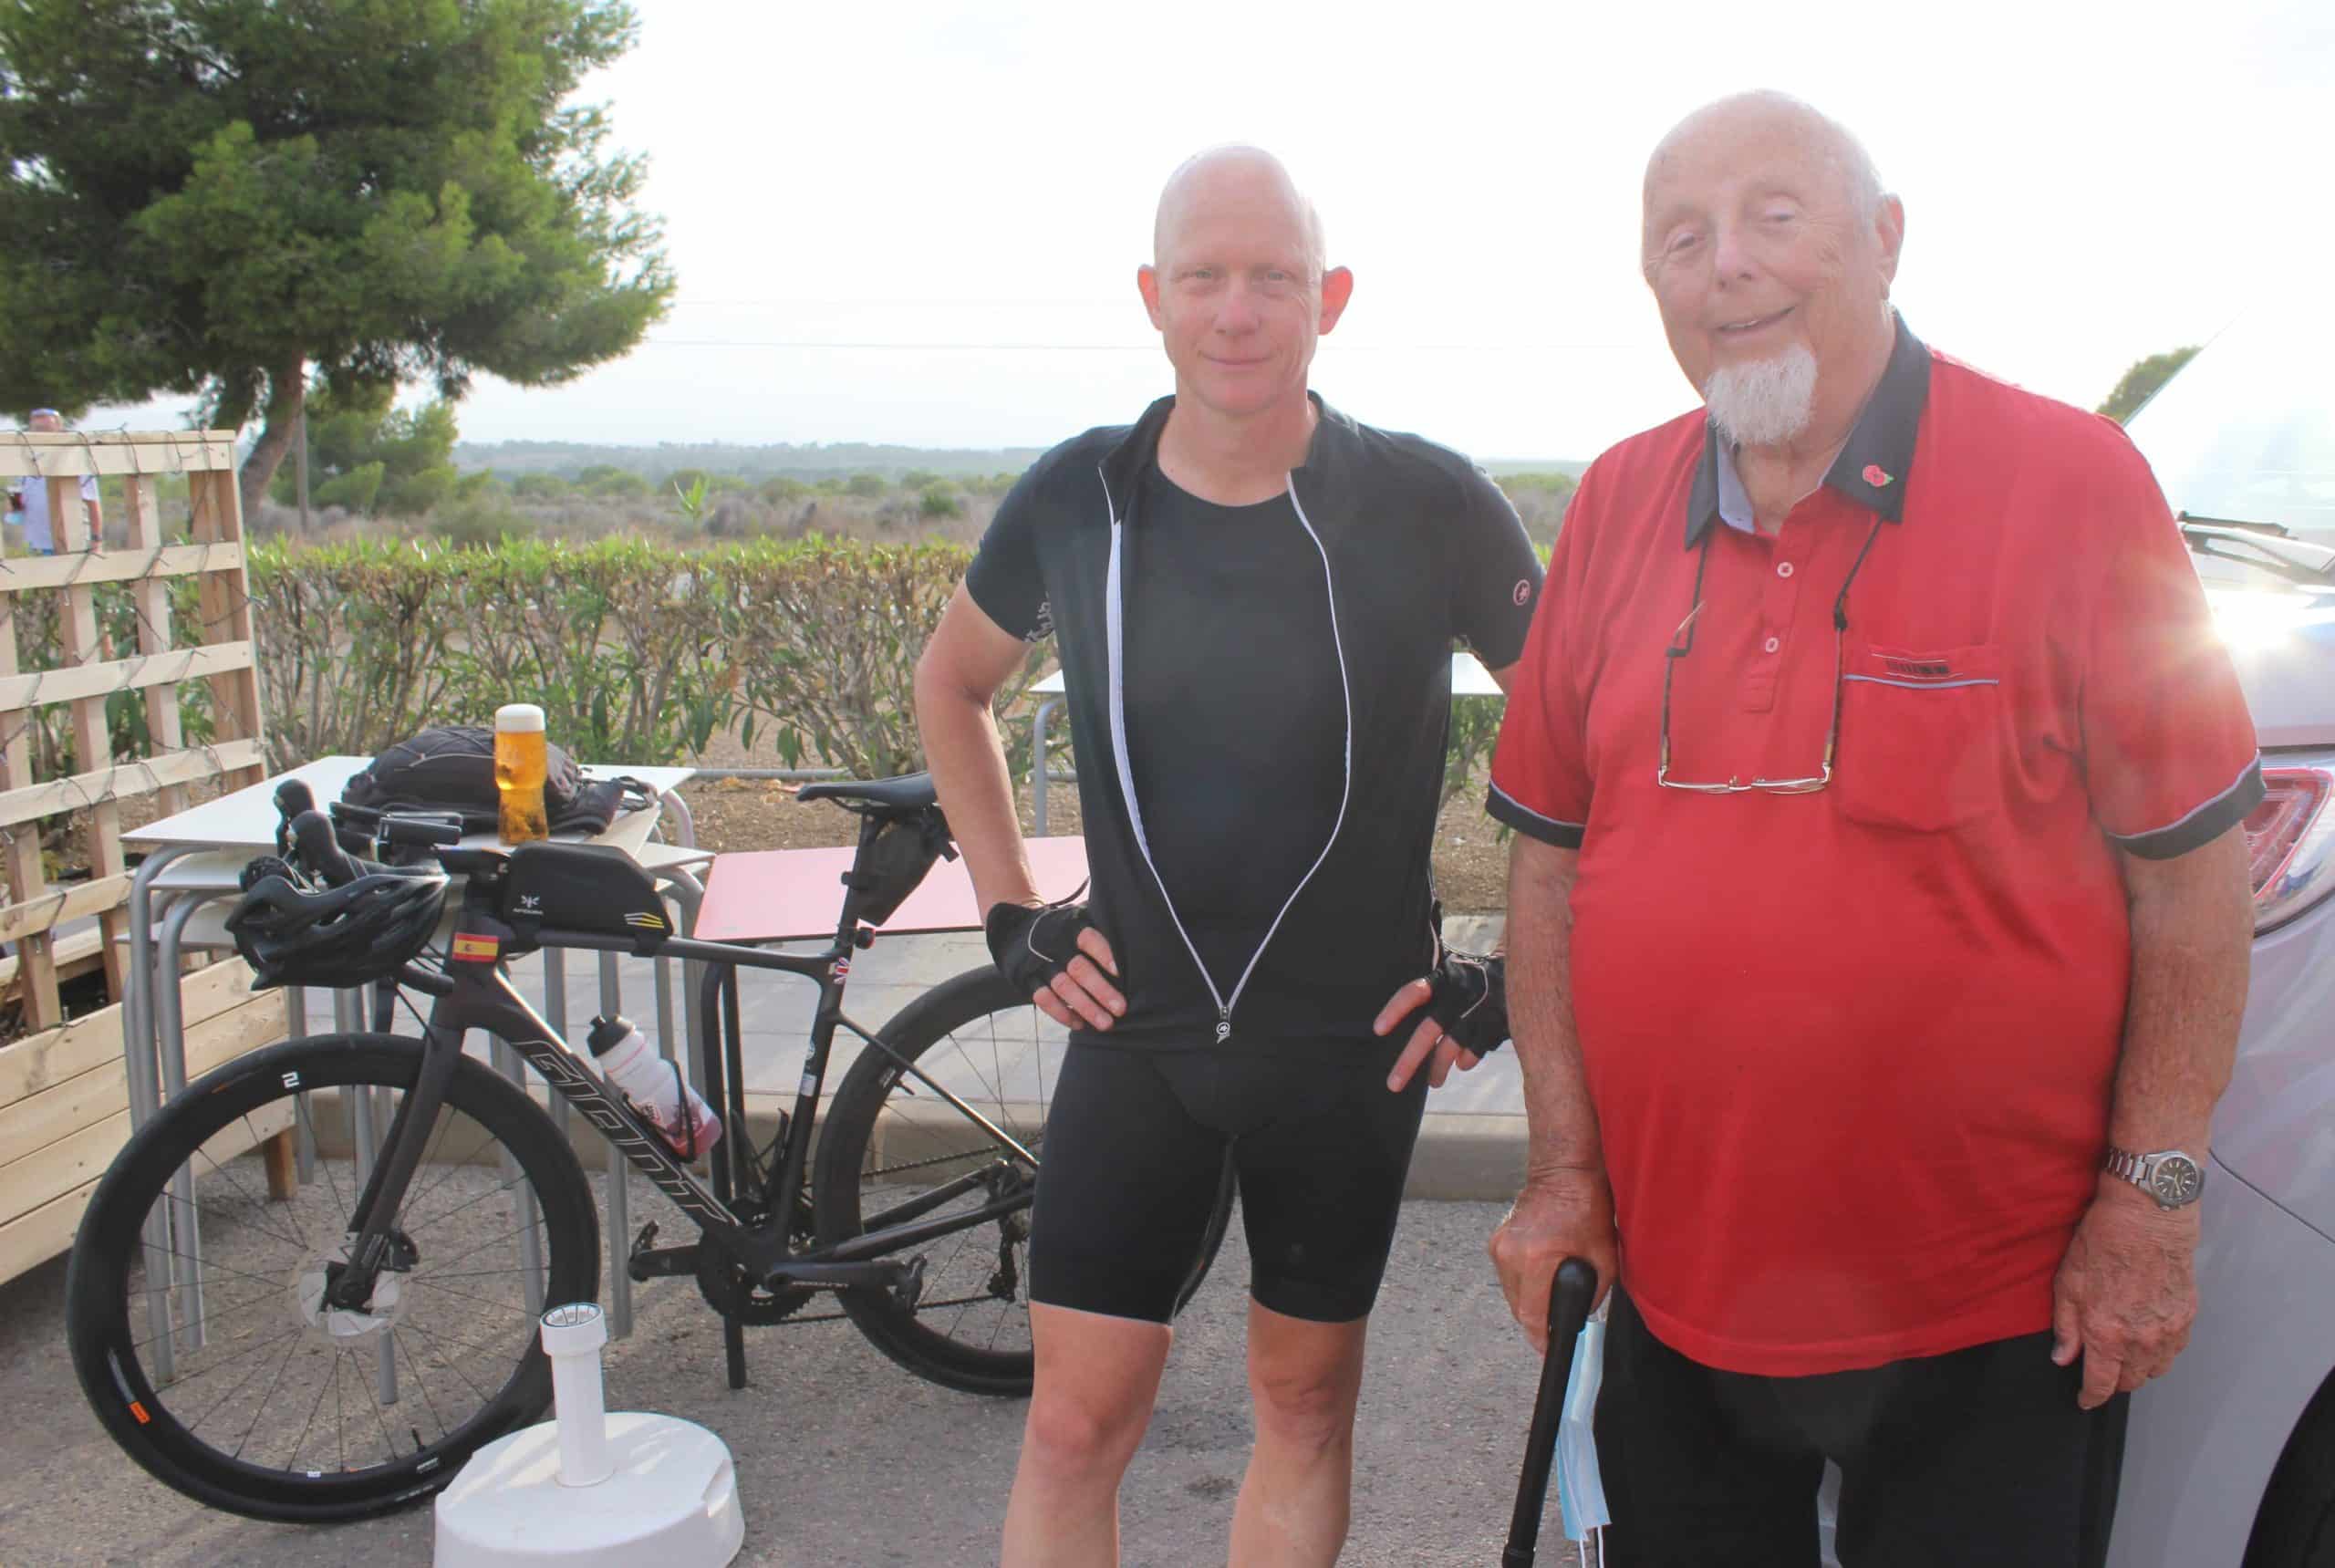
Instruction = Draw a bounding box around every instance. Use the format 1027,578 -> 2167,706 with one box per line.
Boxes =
1098,464 -> 1354,1042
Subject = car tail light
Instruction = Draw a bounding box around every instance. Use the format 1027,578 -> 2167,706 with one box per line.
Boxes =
2243,759 -> 2335,933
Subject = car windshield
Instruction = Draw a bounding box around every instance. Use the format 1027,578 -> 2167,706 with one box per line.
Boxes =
2123,308 -> 2335,542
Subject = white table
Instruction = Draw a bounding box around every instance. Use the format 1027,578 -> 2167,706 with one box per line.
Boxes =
1026,650 -> 1506,833
120,755 -> 706,1353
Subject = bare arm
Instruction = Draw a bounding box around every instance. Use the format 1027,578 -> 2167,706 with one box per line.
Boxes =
1505,833 -> 1603,1179
912,582 -> 1043,913
1488,830 -> 1618,1343
2051,823 -> 2252,1407
913,583 -> 1121,1030
2106,826 -> 2252,1154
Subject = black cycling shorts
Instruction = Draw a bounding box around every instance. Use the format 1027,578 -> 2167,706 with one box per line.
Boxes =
1028,1040 -> 1429,1324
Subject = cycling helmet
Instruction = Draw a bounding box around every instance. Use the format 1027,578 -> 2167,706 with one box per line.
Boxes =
227,868 -> 449,990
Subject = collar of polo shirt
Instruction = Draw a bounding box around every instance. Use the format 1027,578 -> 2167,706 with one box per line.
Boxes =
1686,312 -> 1934,548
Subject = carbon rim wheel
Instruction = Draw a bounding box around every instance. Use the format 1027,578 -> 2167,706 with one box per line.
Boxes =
66,1033 -> 597,1522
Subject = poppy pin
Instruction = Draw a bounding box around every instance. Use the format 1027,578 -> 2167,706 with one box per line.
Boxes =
1862,463 -> 1894,488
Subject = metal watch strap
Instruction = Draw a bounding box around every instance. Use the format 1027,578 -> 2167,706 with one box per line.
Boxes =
2102,1144 -> 2205,1209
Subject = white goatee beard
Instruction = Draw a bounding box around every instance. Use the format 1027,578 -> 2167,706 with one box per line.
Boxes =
1702,345 -> 1818,449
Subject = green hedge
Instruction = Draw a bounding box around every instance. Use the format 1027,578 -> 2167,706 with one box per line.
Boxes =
244,535 -> 1057,781
8,536 -> 1504,820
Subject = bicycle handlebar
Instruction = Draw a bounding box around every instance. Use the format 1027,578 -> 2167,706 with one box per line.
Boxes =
289,809 -> 363,888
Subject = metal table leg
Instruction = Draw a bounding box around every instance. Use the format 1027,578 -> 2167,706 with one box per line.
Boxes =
491,1026 -> 546,1319
125,846 -> 202,1134
660,788 -> 698,849
129,854 -> 199,1387
334,989 -> 398,1405
1032,697 -> 1062,837
543,948 -> 571,1144
155,892 -> 225,1352
285,984 -> 315,1182
597,950 -> 631,1339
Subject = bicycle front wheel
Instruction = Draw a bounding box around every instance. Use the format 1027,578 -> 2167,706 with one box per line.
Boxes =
67,1032 -> 598,1522
812,966 -> 1233,1397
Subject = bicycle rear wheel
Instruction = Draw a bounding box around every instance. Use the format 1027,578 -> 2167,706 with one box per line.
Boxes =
812,966 -> 1233,1397
67,1033 -> 598,1522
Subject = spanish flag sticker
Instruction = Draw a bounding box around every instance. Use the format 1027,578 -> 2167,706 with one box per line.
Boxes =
451,934 -> 501,964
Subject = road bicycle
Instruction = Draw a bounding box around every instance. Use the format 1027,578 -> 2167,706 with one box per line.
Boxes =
65,774 -> 1232,1521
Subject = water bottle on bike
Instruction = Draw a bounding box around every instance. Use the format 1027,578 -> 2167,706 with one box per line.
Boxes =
587,1012 -> 721,1158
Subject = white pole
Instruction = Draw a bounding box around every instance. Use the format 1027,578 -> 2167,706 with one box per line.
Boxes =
539,1303 -> 614,1488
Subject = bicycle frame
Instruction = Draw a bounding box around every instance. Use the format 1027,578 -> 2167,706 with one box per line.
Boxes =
325,866 -> 1039,1315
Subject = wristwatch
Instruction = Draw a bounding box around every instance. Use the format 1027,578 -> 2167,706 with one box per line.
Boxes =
2102,1146 -> 2206,1210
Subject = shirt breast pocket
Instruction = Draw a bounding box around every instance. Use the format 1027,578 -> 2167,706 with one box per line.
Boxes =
1835,642 -> 2007,832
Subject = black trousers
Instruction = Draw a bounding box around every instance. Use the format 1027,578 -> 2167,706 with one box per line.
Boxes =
1595,1286 -> 2129,1568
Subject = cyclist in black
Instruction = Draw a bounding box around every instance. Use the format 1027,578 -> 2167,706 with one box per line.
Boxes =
915,145 -> 1541,1567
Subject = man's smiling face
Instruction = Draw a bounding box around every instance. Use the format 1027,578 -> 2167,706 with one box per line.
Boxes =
1640,98 -> 1901,425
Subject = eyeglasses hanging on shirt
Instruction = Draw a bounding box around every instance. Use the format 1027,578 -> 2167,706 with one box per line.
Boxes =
1655,515 -> 1886,794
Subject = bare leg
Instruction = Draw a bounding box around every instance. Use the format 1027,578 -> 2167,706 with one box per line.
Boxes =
1001,1302 -> 1174,1568
1229,1300 -> 1370,1567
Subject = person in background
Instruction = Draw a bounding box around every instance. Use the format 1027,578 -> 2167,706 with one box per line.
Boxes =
10,407 -> 103,553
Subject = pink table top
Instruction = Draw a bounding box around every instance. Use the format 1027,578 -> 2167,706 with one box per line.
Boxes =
694,836 -> 1091,943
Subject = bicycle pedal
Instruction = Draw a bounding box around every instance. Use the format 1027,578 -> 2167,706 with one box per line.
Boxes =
630,1220 -> 659,1256
892,1255 -> 928,1313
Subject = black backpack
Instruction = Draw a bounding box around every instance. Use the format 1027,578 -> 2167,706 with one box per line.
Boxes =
339,725 -> 655,841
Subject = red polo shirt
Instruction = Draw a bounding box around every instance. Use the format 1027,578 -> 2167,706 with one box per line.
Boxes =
1489,318 -> 2263,1376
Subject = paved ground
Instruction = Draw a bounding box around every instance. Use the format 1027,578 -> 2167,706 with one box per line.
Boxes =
5,918 -> 1566,1564
0,1199 -> 1584,1566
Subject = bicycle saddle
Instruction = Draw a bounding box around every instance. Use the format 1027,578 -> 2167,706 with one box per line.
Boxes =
796,773 -> 938,815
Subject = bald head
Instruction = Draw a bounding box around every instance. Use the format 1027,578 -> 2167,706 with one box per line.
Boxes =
1646,91 -> 1884,229
1638,90 -> 1904,452
1152,146 -> 1326,279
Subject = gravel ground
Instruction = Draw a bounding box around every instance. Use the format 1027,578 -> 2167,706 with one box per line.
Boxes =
1,1186 -> 1578,1566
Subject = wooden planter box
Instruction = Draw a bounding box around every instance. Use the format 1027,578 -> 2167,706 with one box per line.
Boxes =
0,960 -> 290,1286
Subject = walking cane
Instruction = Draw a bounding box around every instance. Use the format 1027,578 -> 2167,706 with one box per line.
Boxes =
1502,1256 -> 1600,1567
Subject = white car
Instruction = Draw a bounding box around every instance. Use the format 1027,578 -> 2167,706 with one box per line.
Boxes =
2107,309 -> 2335,1568
1809,315 -> 2335,1566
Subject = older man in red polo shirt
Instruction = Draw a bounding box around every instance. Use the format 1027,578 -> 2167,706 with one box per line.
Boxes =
1485,91 -> 2259,1565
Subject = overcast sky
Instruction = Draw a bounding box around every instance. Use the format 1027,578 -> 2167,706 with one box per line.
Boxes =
92,0 -> 2332,463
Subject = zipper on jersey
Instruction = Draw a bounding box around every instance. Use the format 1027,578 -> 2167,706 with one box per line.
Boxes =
1098,464 -> 1354,1045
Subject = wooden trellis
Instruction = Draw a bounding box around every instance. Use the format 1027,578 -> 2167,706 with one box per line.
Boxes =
0,431 -> 267,1031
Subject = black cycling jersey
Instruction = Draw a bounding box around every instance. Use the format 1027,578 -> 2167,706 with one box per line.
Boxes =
1124,467 -> 1345,993
966,392 -> 1541,1054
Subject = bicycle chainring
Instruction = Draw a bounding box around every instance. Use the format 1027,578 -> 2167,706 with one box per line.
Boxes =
692,1193 -> 820,1326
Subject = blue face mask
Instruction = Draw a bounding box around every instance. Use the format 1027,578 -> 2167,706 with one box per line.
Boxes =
1555,1303 -> 1612,1559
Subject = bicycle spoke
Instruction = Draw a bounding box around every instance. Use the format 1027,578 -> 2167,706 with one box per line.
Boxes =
417,1218 -> 548,1281
401,1276 -> 534,1315
131,1285 -> 284,1355
180,1326 -> 307,1432
353,1345 -> 400,1463
160,1177 -> 306,1257
317,1133 -> 353,1231
129,1242 -> 296,1303
400,1319 -> 506,1407
393,1329 -> 452,1445
397,1119 -> 503,1231
400,1172 -> 532,1237
277,1344 -> 338,1472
